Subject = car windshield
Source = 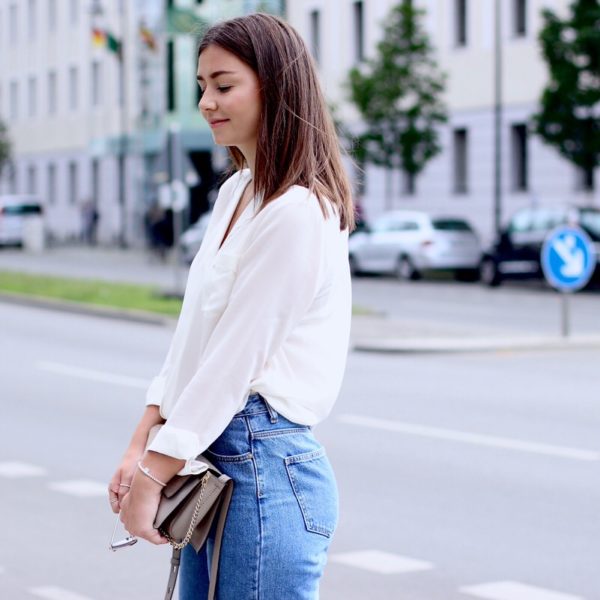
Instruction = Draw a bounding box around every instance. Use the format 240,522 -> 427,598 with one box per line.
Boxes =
580,209 -> 600,237
432,219 -> 472,232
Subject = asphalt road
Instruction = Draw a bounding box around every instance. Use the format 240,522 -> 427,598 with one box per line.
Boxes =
1,297 -> 599,600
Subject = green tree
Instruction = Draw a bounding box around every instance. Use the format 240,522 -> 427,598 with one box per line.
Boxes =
533,0 -> 600,192
0,119 -> 11,175
346,1 -> 447,204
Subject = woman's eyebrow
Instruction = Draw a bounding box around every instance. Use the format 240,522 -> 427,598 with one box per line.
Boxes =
196,70 -> 236,82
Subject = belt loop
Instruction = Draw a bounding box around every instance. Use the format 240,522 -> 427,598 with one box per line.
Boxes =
263,396 -> 278,423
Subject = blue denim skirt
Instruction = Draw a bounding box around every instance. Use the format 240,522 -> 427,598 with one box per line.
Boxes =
179,394 -> 339,600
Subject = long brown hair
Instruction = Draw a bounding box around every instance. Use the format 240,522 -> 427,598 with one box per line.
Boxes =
198,14 -> 355,231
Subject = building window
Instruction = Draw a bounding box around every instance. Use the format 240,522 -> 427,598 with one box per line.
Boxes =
353,1 -> 365,63
47,163 -> 57,205
68,162 -> 78,205
511,123 -> 528,191
9,81 -> 18,120
9,168 -> 17,193
48,71 -> 57,114
455,0 -> 467,47
27,165 -> 36,194
9,4 -> 17,45
513,0 -> 527,37
28,0 -> 36,39
91,61 -> 101,107
453,128 -> 468,194
48,0 -> 57,32
69,67 -> 78,111
92,159 -> 100,207
309,10 -> 321,65
167,40 -> 175,111
28,76 -> 37,117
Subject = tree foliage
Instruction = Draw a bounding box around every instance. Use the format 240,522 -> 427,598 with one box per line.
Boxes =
533,0 -> 600,190
0,119 -> 11,175
346,1 -> 447,196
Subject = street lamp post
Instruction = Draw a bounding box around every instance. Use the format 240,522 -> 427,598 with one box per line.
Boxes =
493,0 -> 503,237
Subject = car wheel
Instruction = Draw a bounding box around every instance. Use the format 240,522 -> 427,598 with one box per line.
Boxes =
396,255 -> 420,281
480,258 -> 501,287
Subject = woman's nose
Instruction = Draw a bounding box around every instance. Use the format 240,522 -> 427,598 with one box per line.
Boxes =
199,92 -> 217,112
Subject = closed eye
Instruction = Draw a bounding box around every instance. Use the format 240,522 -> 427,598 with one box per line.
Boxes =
217,86 -> 232,93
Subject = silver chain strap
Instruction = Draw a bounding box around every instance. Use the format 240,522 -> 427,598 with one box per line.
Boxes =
161,473 -> 209,550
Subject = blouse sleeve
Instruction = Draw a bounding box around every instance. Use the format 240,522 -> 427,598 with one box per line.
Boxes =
142,171 -> 243,411
146,197 -> 326,467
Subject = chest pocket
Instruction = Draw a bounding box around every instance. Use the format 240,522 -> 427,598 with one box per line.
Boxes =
200,252 -> 240,314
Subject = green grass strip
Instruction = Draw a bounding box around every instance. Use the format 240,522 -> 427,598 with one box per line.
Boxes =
0,270 -> 375,318
0,271 -> 182,317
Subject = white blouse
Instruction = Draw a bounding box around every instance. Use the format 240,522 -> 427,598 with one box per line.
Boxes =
145,169 -> 352,474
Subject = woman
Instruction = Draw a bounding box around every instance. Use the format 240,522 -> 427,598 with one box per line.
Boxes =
109,13 -> 354,599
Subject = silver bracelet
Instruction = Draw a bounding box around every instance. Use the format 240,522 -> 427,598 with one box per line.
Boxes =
137,461 -> 167,488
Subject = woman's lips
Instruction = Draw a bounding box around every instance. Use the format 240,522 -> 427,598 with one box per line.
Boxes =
209,119 -> 229,129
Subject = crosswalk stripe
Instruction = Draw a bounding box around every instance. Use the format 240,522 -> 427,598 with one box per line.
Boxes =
459,581 -> 584,600
0,461 -> 47,478
29,586 -> 95,600
47,480 -> 108,498
339,414 -> 600,462
330,550 -> 434,574
37,361 -> 149,389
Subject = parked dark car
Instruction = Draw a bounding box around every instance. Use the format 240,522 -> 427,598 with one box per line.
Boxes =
480,206 -> 600,287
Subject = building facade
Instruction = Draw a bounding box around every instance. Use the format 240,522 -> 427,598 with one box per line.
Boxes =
286,0 -> 599,243
0,0 -> 284,246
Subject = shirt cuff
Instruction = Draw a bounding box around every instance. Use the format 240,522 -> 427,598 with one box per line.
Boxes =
146,424 -> 204,476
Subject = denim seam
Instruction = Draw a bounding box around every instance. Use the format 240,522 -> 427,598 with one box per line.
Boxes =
283,447 -> 326,465
203,450 -> 253,463
252,427 -> 311,440
251,433 -> 262,600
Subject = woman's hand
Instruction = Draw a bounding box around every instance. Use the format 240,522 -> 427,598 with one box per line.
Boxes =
108,447 -> 143,513
119,472 -> 169,545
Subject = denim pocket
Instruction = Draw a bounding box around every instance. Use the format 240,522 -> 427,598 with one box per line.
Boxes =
284,447 -> 338,538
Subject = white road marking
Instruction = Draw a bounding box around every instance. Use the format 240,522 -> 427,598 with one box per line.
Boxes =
0,461 -> 47,478
330,550 -> 433,575
37,361 -> 149,389
29,586 -> 95,600
459,581 -> 583,600
48,480 -> 108,498
339,414 -> 600,462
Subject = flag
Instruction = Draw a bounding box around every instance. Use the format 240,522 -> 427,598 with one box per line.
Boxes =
92,28 -> 121,58
92,28 -> 106,48
166,5 -> 208,35
106,31 -> 122,57
140,24 -> 157,51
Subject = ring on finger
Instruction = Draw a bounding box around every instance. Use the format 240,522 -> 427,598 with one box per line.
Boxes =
119,484 -> 131,488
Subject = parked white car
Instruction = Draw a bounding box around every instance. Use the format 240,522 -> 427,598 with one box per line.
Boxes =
348,210 -> 482,280
180,211 -> 213,264
0,195 -> 45,247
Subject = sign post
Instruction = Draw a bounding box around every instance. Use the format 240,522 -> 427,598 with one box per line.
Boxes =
541,226 -> 596,338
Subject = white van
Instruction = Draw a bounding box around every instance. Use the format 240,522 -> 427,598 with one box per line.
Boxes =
0,195 -> 45,247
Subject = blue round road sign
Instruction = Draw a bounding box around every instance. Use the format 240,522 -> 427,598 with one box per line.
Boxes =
541,226 -> 596,291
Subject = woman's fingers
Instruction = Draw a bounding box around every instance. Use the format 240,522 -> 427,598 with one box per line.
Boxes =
108,471 -> 124,513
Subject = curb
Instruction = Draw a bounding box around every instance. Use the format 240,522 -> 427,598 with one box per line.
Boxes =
352,335 -> 600,354
0,291 -> 176,327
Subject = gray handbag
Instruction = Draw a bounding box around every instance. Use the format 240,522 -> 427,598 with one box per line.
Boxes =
146,425 -> 234,600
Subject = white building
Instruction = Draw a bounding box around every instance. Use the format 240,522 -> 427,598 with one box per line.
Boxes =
0,0 -> 284,246
0,0 -> 164,245
286,0 -> 599,242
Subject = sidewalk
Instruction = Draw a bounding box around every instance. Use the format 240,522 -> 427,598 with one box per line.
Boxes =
2,246 -> 599,353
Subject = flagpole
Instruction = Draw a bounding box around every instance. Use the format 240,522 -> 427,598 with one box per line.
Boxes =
118,0 -> 128,248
